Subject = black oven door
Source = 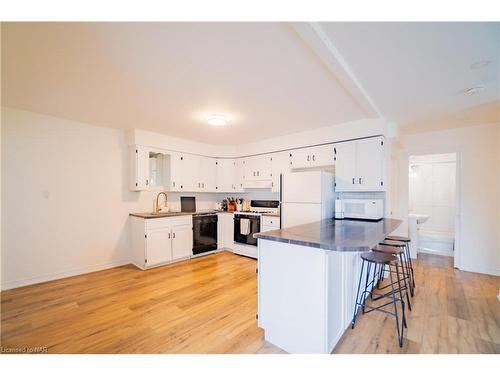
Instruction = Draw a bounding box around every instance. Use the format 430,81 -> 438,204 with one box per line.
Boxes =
233,214 -> 260,246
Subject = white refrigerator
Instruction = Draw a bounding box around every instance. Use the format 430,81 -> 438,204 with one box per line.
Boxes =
280,170 -> 335,228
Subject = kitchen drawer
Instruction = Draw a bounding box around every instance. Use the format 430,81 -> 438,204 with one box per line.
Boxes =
262,216 -> 280,228
145,215 -> 192,230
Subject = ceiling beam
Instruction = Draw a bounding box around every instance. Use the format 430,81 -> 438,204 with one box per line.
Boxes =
290,22 -> 384,119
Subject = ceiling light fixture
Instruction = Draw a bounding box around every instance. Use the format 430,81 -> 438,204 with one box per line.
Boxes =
470,60 -> 491,69
206,114 -> 227,126
465,84 -> 486,95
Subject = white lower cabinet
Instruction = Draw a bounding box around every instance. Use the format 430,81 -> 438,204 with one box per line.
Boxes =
261,215 -> 280,232
171,224 -> 193,260
217,213 -> 234,249
131,215 -> 193,269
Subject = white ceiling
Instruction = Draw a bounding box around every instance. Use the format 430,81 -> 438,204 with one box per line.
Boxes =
2,22 -> 499,142
1,22 -> 368,144
318,22 -> 500,131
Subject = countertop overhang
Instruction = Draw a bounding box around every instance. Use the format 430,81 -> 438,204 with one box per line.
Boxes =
254,218 -> 402,252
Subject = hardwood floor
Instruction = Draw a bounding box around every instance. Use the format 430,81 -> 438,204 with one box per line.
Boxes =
1,251 -> 498,354
334,253 -> 500,354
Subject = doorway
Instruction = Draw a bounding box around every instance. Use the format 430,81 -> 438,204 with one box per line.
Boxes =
408,153 -> 458,259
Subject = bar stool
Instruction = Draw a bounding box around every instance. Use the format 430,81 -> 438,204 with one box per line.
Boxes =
383,236 -> 416,291
385,236 -> 415,288
372,245 -> 412,311
351,251 -> 407,347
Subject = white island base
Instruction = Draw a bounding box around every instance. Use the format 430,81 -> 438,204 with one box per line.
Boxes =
257,239 -> 371,354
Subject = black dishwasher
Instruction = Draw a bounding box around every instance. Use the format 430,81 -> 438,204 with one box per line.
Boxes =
192,213 -> 218,255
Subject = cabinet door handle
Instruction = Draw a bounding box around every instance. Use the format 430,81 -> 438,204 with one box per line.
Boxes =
198,182 -> 200,188
307,155 -> 310,161
202,183 -> 205,188
352,178 -> 355,184
172,232 -> 176,239
359,178 -> 362,184
168,233 -> 171,239
173,181 -> 176,187
146,179 -> 149,186
257,171 -> 259,176
312,155 -> 315,161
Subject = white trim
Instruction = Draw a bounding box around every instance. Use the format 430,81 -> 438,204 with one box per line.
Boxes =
418,247 -> 454,257
1,259 -> 131,291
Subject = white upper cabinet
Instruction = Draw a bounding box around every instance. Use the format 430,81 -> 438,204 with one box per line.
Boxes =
333,141 -> 357,191
334,136 -> 385,192
355,138 -> 385,191
270,151 -> 291,192
290,145 -> 334,170
168,152 -> 183,192
312,145 -> 335,168
235,159 -> 245,191
129,145 -> 150,191
198,156 -> 217,192
289,147 -> 311,169
180,153 -> 200,192
216,159 -> 237,192
243,155 -> 272,181
129,136 -> 384,193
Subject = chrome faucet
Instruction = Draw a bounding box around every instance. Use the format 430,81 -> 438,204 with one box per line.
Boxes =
155,192 -> 168,214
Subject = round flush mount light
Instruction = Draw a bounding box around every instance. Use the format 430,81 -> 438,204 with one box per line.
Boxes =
465,84 -> 486,95
206,114 -> 227,126
470,60 -> 491,69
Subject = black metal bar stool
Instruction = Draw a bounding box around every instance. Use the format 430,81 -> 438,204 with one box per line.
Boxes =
385,236 -> 415,289
382,237 -> 415,292
351,251 -> 407,347
372,244 -> 412,311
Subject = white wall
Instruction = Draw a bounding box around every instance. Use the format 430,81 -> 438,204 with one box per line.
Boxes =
392,123 -> 500,276
0,108 -> 236,290
409,153 -> 456,234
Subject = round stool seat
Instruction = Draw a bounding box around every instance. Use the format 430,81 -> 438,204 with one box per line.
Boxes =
380,240 -> 406,247
386,235 -> 410,242
361,251 -> 397,265
372,244 -> 404,255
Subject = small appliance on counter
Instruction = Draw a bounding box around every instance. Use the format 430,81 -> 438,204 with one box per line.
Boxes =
227,198 -> 236,212
242,199 -> 251,212
180,196 -> 196,212
342,199 -> 383,221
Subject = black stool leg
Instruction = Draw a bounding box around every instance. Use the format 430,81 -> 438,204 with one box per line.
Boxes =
362,262 -> 372,313
388,264 -> 403,348
395,261 -> 407,336
403,250 -> 414,297
406,243 -> 416,289
399,253 -> 412,311
351,259 -> 366,328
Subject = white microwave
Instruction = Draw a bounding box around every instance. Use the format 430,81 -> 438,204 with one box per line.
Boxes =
342,199 -> 384,221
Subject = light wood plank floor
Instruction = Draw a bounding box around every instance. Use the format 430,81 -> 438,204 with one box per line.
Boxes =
1,251 -> 498,354
334,253 -> 500,354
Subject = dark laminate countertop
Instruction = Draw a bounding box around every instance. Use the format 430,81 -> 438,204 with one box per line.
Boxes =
130,210 -> 223,219
253,218 -> 402,252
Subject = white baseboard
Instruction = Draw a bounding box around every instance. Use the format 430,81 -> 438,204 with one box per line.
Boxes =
418,247 -> 454,257
1,259 -> 131,291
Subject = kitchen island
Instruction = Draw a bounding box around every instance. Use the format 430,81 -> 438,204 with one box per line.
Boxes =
254,218 -> 401,354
